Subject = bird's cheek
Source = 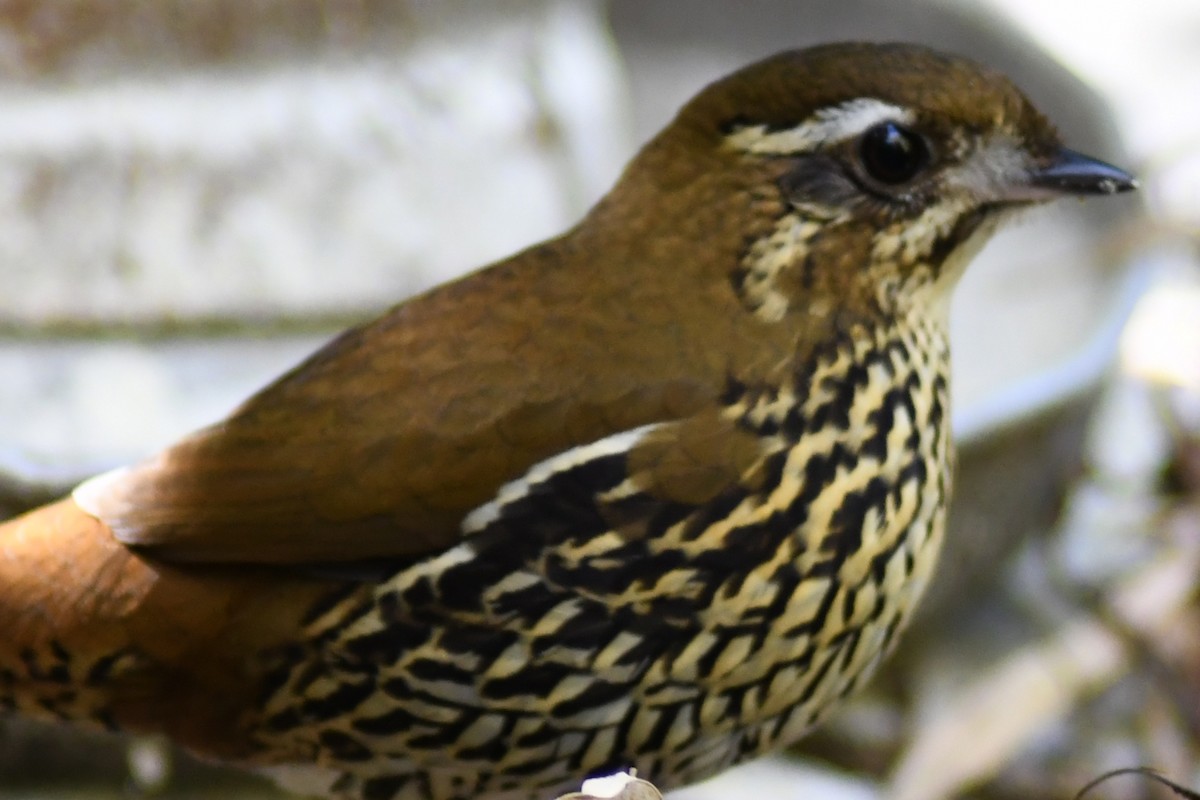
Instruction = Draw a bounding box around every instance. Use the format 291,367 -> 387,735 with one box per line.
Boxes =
776,155 -> 861,218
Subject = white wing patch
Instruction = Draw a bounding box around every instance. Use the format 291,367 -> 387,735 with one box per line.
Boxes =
726,98 -> 914,156
461,423 -> 662,535
72,465 -> 132,527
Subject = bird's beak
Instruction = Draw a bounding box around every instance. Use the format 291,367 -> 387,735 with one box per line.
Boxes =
970,144 -> 1137,206
1020,147 -> 1138,200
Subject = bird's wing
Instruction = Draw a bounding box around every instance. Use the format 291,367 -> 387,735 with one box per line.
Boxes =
437,407 -> 769,614
72,243 -> 761,566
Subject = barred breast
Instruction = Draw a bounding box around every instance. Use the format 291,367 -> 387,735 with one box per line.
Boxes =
253,310 -> 952,800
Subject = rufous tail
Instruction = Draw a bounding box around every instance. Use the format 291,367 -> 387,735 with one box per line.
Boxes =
0,498 -> 334,761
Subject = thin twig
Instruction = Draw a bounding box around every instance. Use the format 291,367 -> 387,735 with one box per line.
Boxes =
1075,767 -> 1200,800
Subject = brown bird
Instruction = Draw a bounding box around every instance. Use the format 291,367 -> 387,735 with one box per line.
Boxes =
0,42 -> 1134,800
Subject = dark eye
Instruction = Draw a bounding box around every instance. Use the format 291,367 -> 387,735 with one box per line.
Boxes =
858,122 -> 930,185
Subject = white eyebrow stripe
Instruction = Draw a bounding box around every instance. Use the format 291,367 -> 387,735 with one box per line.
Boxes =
726,98 -> 914,155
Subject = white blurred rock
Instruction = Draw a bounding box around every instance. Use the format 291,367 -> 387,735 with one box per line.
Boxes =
0,0 -> 629,474
0,336 -> 325,474
668,756 -> 878,800
0,1 -> 627,322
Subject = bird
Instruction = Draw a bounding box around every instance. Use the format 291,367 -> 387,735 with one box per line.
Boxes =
0,42 -> 1135,800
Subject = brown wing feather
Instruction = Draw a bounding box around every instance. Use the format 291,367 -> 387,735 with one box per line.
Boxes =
74,234 -> 764,565
73,140 -> 796,566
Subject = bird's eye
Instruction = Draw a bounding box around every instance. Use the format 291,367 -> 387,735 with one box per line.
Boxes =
857,122 -> 930,185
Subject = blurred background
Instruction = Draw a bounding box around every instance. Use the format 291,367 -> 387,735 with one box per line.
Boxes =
0,1 -> 1196,798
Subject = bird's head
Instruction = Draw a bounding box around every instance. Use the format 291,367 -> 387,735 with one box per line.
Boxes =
596,42 -> 1135,332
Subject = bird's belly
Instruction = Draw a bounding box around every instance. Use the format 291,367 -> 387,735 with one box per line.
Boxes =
251,483 -> 948,798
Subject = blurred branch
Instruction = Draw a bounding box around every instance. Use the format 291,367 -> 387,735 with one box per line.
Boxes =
886,524 -> 1200,800
0,463 -> 78,517
0,310 -> 372,343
